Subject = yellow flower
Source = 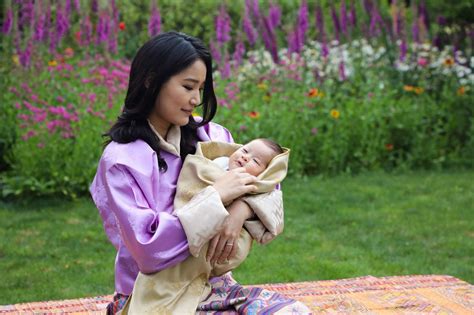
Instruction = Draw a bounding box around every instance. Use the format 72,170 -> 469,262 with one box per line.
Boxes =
330,109 -> 340,119
12,54 -> 19,65
443,58 -> 454,67
403,85 -> 414,92
263,95 -> 271,102
414,87 -> 424,95
257,82 -> 267,90
457,86 -> 466,96
48,60 -> 58,67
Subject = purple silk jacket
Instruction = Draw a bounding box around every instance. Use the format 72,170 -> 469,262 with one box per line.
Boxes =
89,122 -> 233,295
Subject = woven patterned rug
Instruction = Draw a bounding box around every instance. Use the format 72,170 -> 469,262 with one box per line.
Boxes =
1,275 -> 472,314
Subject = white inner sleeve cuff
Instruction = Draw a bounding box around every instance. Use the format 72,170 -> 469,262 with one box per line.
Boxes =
175,186 -> 229,257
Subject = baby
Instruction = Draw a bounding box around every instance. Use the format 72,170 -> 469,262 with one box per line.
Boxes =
121,139 -> 289,314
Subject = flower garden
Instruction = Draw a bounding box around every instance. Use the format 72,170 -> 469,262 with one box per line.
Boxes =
1,0 -> 473,307
1,0 -> 473,198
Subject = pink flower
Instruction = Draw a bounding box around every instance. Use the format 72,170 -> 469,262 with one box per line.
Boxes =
18,114 -> 30,121
20,83 -> 32,93
22,130 -> 37,141
31,94 -> 39,102
33,112 -> 47,122
417,58 -> 428,67
311,127 -> 318,135
56,95 -> 65,102
239,125 -> 248,131
37,143 -> 45,148
89,93 -> 96,103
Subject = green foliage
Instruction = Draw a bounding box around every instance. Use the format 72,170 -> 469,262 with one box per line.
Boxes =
211,41 -> 474,176
1,56 -> 128,198
1,171 -> 472,303
1,1 -> 473,198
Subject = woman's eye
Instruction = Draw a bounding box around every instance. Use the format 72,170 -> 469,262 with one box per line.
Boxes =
184,86 -> 192,91
243,149 -> 248,153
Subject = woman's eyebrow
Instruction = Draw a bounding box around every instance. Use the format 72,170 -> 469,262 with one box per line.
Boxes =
183,78 -> 200,83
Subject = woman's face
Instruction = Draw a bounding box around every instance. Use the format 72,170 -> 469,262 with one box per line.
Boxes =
150,59 -> 206,136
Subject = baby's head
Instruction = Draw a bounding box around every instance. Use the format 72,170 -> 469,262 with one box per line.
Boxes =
228,138 -> 284,176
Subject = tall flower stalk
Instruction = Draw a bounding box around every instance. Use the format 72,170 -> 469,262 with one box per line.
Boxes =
148,1 -> 161,38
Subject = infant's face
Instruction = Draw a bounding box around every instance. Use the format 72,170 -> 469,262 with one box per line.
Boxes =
228,140 -> 277,176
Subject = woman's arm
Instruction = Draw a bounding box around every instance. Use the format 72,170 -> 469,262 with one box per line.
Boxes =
93,161 -> 228,274
206,199 -> 253,265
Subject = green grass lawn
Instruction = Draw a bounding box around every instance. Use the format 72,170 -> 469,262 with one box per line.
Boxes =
0,170 -> 473,305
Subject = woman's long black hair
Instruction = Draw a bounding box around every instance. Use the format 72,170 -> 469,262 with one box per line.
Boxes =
104,32 -> 217,172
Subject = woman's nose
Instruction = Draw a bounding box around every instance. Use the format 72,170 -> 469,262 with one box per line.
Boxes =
190,91 -> 201,107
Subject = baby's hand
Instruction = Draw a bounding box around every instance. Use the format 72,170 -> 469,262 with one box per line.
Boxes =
212,168 -> 257,204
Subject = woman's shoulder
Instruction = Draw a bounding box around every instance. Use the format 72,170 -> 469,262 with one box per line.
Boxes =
196,120 -> 234,143
101,139 -> 156,171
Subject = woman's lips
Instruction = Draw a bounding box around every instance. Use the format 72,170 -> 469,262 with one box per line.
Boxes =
181,109 -> 193,114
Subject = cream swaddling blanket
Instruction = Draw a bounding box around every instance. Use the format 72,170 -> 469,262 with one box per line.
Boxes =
174,141 -> 290,256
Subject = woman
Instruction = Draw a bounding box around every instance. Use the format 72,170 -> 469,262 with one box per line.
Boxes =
90,32 -> 309,314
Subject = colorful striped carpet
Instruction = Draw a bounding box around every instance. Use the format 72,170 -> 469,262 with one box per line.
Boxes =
1,275 -> 472,314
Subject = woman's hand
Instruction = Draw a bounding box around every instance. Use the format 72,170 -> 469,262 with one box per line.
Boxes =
212,168 -> 257,205
206,200 -> 253,265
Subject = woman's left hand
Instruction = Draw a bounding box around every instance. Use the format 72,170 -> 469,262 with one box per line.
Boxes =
206,200 -> 253,265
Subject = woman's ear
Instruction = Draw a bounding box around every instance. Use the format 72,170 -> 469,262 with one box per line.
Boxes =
144,73 -> 155,89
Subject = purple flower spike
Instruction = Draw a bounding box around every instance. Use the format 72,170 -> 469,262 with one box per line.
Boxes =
331,5 -> 341,40
296,0 -> 309,52
396,10 -> 404,38
34,11 -> 46,42
412,19 -> 420,43
436,15 -> 447,26
209,40 -> 221,63
418,1 -> 430,32
221,53 -> 231,79
91,0 -> 99,14
399,39 -> 407,61
369,5 -> 383,37
81,15 -> 93,46
363,0 -> 373,15
315,5 -> 326,40
243,10 -> 257,46
55,2 -> 70,43
19,0 -> 34,32
2,9 -> 13,34
287,30 -> 298,54
148,3 -> 162,37
232,41 -> 246,68
246,0 -> 260,21
73,0 -> 81,12
215,5 -> 231,44
268,2 -> 281,30
19,39 -> 33,67
261,16 -> 279,63
340,0 -> 348,35
349,0 -> 357,27
65,0 -> 72,19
